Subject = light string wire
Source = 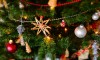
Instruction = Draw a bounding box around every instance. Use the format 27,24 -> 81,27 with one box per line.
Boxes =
16,7 -> 97,23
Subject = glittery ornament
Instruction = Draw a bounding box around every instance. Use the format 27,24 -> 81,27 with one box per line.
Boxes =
25,42 -> 32,53
60,20 -> 66,27
44,36 -> 52,44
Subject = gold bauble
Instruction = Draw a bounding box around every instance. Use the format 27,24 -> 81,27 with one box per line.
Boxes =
44,36 -> 52,44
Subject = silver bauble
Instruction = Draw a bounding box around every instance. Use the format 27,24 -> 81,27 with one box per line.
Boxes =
74,25 -> 87,38
92,13 -> 99,20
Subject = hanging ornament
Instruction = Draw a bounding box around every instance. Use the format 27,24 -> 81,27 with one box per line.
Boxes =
19,2 -> 24,9
17,25 -> 25,35
6,40 -> 17,53
25,42 -> 32,53
60,20 -> 66,27
16,35 -> 25,46
16,25 -> 25,46
78,48 -> 89,60
0,0 -> 8,9
31,16 -> 51,36
48,0 -> 57,10
74,25 -> 87,38
92,40 -> 99,60
92,12 -> 99,20
44,36 -> 52,44
65,48 -> 69,58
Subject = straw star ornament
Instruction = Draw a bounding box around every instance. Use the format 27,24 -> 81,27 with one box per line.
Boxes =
31,16 -> 51,36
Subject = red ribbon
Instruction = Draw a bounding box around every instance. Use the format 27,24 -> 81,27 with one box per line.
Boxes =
20,0 -> 81,7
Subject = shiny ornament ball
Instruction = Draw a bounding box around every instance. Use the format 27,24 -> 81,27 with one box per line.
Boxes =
92,13 -> 99,20
74,25 -> 87,38
6,40 -> 17,53
60,20 -> 66,27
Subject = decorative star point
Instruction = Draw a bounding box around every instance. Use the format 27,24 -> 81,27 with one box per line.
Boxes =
31,17 -> 51,36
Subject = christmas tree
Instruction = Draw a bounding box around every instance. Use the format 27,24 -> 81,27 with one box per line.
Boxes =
0,0 -> 100,60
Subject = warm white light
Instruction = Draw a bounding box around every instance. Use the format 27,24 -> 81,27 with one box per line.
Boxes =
64,28 -> 68,32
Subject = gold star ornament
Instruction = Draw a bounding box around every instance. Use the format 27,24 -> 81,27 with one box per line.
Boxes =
31,16 -> 51,36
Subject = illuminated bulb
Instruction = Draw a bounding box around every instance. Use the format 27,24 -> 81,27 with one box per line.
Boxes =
95,31 -> 99,34
91,2 -> 94,5
58,34 -> 61,38
19,2 -> 24,9
64,28 -> 68,32
23,15 -> 28,19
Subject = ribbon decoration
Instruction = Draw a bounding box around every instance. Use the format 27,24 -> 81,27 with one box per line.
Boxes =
20,0 -> 81,7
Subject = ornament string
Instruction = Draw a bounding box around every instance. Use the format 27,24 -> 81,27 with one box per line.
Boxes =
16,11 -> 25,46
16,8 -> 91,23
20,0 -> 81,7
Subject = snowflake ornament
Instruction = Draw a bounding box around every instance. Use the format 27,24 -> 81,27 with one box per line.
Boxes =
31,16 -> 51,36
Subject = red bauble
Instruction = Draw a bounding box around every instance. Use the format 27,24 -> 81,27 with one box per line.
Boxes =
6,40 -> 17,53
60,20 -> 66,27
